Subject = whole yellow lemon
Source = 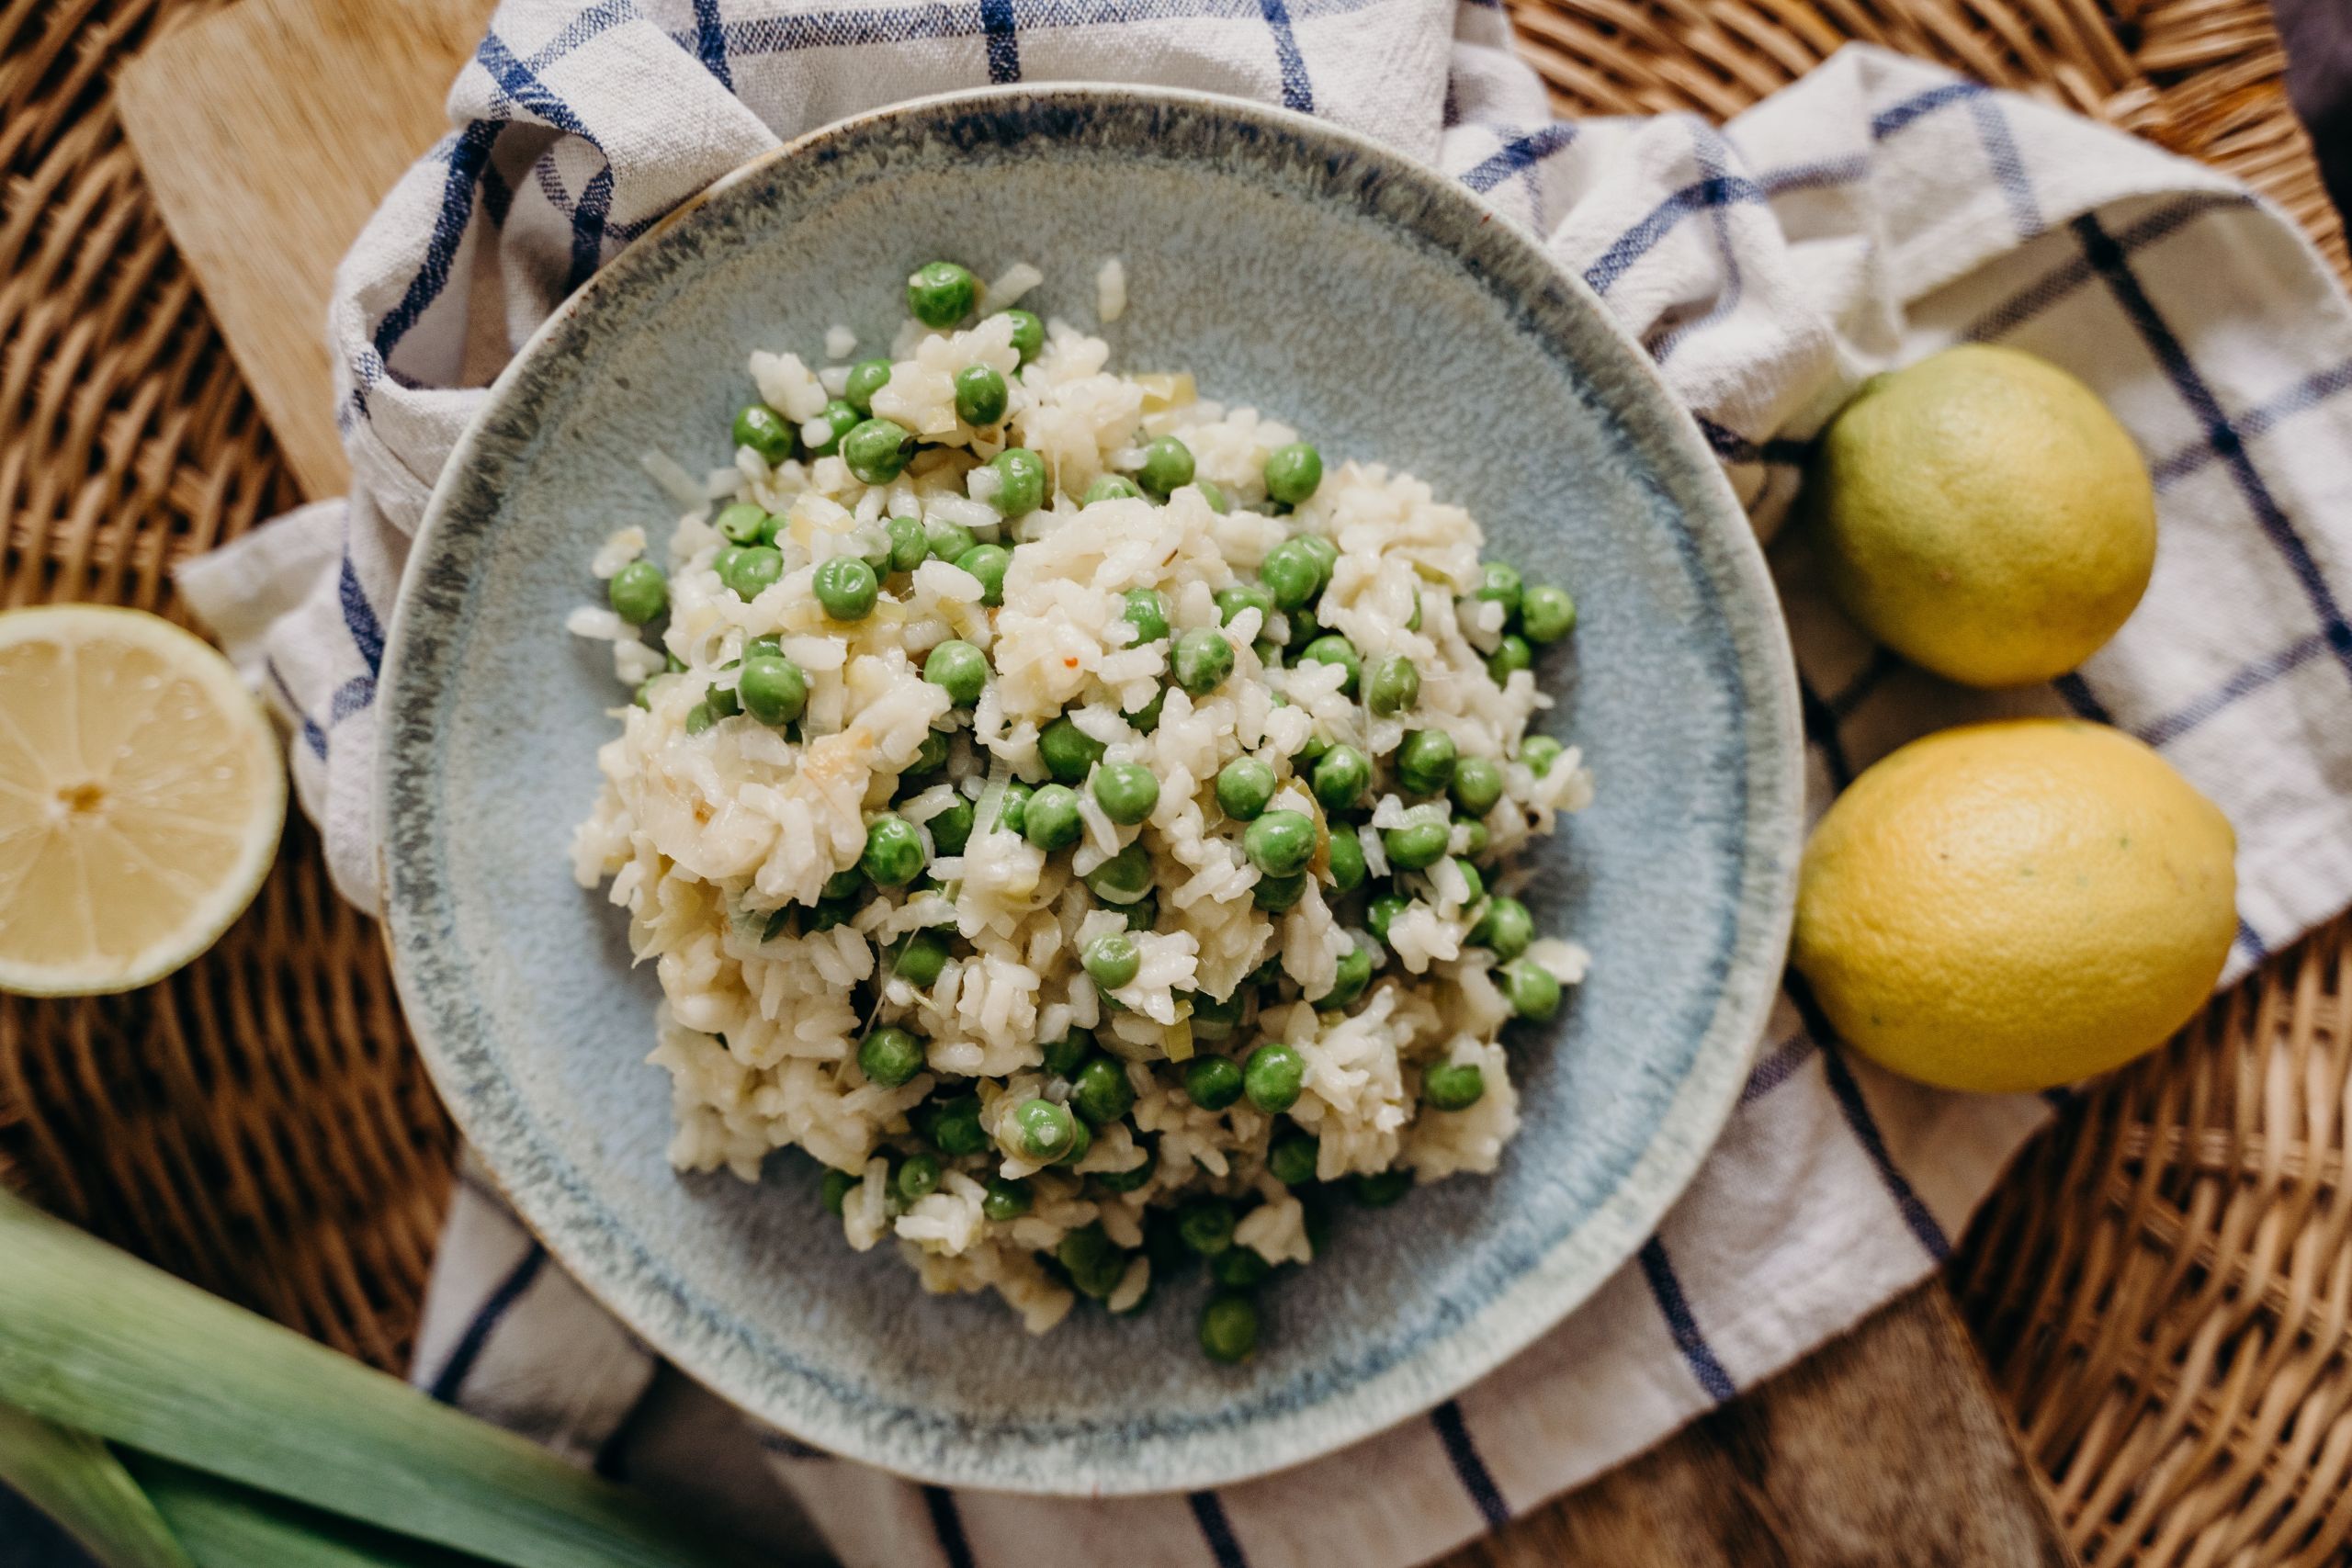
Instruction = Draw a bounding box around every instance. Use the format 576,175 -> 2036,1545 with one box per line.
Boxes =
1792,720 -> 2235,1093
1804,345 -> 2155,688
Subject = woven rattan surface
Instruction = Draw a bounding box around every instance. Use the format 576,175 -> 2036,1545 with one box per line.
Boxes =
1,0 -> 2346,1559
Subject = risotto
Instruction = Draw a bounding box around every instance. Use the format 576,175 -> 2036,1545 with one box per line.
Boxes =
570,259 -> 1593,1361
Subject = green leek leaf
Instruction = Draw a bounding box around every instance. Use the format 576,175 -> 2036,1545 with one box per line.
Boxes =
128,1453 -> 492,1568
0,1192 -> 741,1568
0,1402 -> 191,1568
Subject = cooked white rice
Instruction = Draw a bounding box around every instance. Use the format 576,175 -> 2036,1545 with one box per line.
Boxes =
572,264 -> 1592,1345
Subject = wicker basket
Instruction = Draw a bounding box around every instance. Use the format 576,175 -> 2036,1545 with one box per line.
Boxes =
3,0 -> 2347,1560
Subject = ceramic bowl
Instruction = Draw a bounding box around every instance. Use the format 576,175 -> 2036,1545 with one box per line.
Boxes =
379,85 -> 1802,1495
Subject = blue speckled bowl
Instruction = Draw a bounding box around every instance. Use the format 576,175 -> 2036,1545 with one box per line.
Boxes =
379,86 -> 1801,1496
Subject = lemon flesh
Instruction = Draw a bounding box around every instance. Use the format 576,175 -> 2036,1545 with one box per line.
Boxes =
1805,344 -> 2155,689
0,606 -> 285,996
1792,719 -> 2234,1093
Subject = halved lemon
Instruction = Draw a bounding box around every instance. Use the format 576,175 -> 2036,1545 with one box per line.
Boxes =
0,606 -> 286,996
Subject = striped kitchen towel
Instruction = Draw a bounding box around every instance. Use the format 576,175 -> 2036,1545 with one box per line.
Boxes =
178,2 -> 2352,1563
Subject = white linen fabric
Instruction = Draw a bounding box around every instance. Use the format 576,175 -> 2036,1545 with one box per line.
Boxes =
176,4 -> 2352,1562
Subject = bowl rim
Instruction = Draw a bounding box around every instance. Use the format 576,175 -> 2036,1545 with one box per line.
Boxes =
379,81 -> 1804,1495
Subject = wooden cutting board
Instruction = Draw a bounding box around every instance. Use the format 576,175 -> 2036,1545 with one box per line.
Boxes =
115,5 -> 2075,1562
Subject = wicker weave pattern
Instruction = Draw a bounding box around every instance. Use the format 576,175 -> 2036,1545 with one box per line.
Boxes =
0,1 -> 2345,1559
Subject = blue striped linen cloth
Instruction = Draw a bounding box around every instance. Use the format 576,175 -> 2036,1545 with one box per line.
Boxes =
175,1 -> 2352,1561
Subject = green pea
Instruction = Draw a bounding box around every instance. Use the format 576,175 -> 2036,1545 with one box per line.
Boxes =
720,546 -> 784,601
1254,873 -> 1306,912
739,655 -> 808,727
942,363 -> 1007,428
1451,859 -> 1486,905
820,1168 -> 857,1215
1244,1043 -> 1305,1113
805,892 -> 857,929
994,308 -> 1045,364
608,560 -> 668,625
810,555 -> 876,620
1041,1028 -> 1094,1079
741,630 -> 782,660
1521,735 -> 1564,776
1474,561 -> 1523,619
1324,829 -> 1366,894
1082,932 -> 1140,990
704,679 -> 741,721
931,1094 -> 989,1156
844,357 -> 892,414
1216,582 -> 1274,626
804,399 -> 860,457
714,502 -> 769,545
1123,890 -> 1159,931
896,1152 -> 940,1202
1212,1247 -> 1271,1289
1022,783 -> 1081,851
1264,442 -> 1323,505
907,729 -> 950,778
925,516 -> 977,564
923,638 -> 989,705
1084,474 -> 1141,503
1351,1169 -> 1413,1207
928,797 -> 975,856
1200,1292 -> 1260,1363
1367,655 -> 1419,716
1196,479 -> 1231,514
1071,1055 -> 1136,1126
1246,956 -> 1285,991
984,448 -> 1046,516
820,866 -> 865,901
1366,894 -> 1410,945
1456,818 -> 1490,857
1424,1062 -> 1487,1112
1084,841 -> 1154,905
1189,988 -> 1244,1043
1183,1055 -> 1244,1111
712,545 -> 746,583
1012,1097 -> 1077,1160
1520,583 -> 1577,642
1297,635 -> 1361,695
1124,688 -> 1165,733
1091,761 -> 1159,825
1451,756 -> 1504,817
1178,1197 -> 1236,1256
884,513 -> 929,574
1294,535 -> 1338,585
1311,744 -> 1369,811
1171,628 -> 1234,696
733,403 -> 793,465
954,543 -> 1011,606
633,678 -> 658,710
1058,1224 -> 1126,1300
860,815 -> 925,886
1136,435 -> 1195,499
684,698 -> 715,733
1487,634 -> 1532,685
1095,1145 -> 1157,1193
906,260 -> 977,327
1294,730 -> 1329,767
982,1177 -> 1032,1221
1242,810 -> 1315,877
858,1025 -> 924,1087
997,779 -> 1034,833
1268,1129 -> 1319,1186
1121,587 -> 1170,645
1215,757 -> 1276,820
1318,942 -> 1374,1010
1039,715 -> 1106,784
1384,819 -> 1449,872
842,418 -> 913,485
1257,538 -> 1324,612
1396,728 -> 1458,795
1500,957 -> 1562,1021
893,929 -> 951,987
